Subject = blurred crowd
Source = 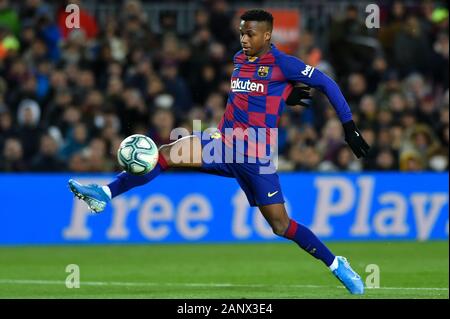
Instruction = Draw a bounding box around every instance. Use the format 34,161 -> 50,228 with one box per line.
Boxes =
0,0 -> 448,173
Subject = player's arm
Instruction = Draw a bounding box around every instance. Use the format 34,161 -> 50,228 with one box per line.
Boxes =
278,54 -> 370,158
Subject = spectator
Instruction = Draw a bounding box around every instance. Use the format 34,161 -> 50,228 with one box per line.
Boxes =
301,145 -> 322,171
0,137 -> 28,171
191,64 -> 219,105
16,99 -> 43,160
429,123 -> 449,171
379,0 -> 407,61
43,88 -> 73,129
120,88 -> 148,136
389,123 -> 405,152
416,94 -> 441,127
82,137 -> 114,172
60,105 -> 82,137
19,0 -> 42,24
208,0 -> 235,46
375,70 -> 402,108
399,149 -> 425,171
34,4 -> 61,62
121,0 -> 148,25
366,56 -> 389,93
203,91 -> 225,129
0,110 -> 16,149
375,147 -> 398,170
317,118 -> 346,162
144,74 -> 165,105
125,57 -> 154,97
401,124 -> 442,170
289,144 -> 321,171
68,151 -> 88,172
80,89 -> 104,130
59,29 -> 89,66
359,95 -> 378,129
329,4 -> 369,76
394,14 -> 432,77
160,61 -> 192,114
60,121 -> 88,160
148,106 -> 176,146
101,19 -> 127,64
0,0 -> 20,36
31,133 -> 66,171
345,73 -> 367,109
335,145 -> 362,171
431,32 -> 449,89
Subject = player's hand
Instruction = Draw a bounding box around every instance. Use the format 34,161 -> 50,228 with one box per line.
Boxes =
342,120 -> 370,158
286,86 -> 312,107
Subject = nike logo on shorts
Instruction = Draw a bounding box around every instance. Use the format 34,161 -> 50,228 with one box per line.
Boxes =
267,191 -> 279,198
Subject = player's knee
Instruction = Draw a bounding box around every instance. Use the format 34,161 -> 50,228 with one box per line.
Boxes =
158,144 -> 172,166
161,136 -> 202,166
271,220 -> 289,237
272,226 -> 286,237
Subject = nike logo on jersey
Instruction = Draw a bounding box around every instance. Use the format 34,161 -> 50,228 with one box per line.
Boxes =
267,191 -> 279,198
355,131 -> 360,137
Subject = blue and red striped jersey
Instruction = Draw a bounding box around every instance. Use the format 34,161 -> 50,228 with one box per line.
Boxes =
217,44 -> 352,160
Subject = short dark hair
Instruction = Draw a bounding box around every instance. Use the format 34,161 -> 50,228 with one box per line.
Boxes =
240,9 -> 273,30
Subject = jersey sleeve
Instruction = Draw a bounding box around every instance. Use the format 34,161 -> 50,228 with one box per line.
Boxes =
276,53 -> 352,123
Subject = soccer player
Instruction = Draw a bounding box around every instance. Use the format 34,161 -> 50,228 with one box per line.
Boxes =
69,9 -> 370,294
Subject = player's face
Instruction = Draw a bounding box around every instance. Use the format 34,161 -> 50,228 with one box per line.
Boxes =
239,20 -> 271,57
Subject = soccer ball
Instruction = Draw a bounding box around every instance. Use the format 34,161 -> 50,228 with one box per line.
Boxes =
117,134 -> 159,175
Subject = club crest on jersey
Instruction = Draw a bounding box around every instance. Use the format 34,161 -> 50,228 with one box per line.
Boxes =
257,66 -> 270,77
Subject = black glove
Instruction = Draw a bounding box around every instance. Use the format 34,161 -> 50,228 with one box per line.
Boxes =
342,120 -> 370,158
286,86 -> 312,107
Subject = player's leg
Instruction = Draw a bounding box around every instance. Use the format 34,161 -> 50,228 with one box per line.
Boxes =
231,161 -> 364,295
68,135 -> 203,212
258,203 -> 364,294
107,135 -> 203,197
258,203 -> 335,265
232,163 -> 338,267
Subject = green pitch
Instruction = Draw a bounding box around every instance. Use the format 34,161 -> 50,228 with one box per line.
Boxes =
0,241 -> 447,299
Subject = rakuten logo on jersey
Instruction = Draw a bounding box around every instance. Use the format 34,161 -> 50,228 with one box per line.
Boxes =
231,78 -> 266,94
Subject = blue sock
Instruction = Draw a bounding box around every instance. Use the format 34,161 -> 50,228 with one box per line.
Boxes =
283,219 -> 335,266
108,155 -> 169,198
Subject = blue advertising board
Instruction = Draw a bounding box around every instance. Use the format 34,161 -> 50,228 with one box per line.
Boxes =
0,172 -> 448,245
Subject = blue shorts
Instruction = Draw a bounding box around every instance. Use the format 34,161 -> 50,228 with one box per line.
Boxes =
199,134 -> 284,207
